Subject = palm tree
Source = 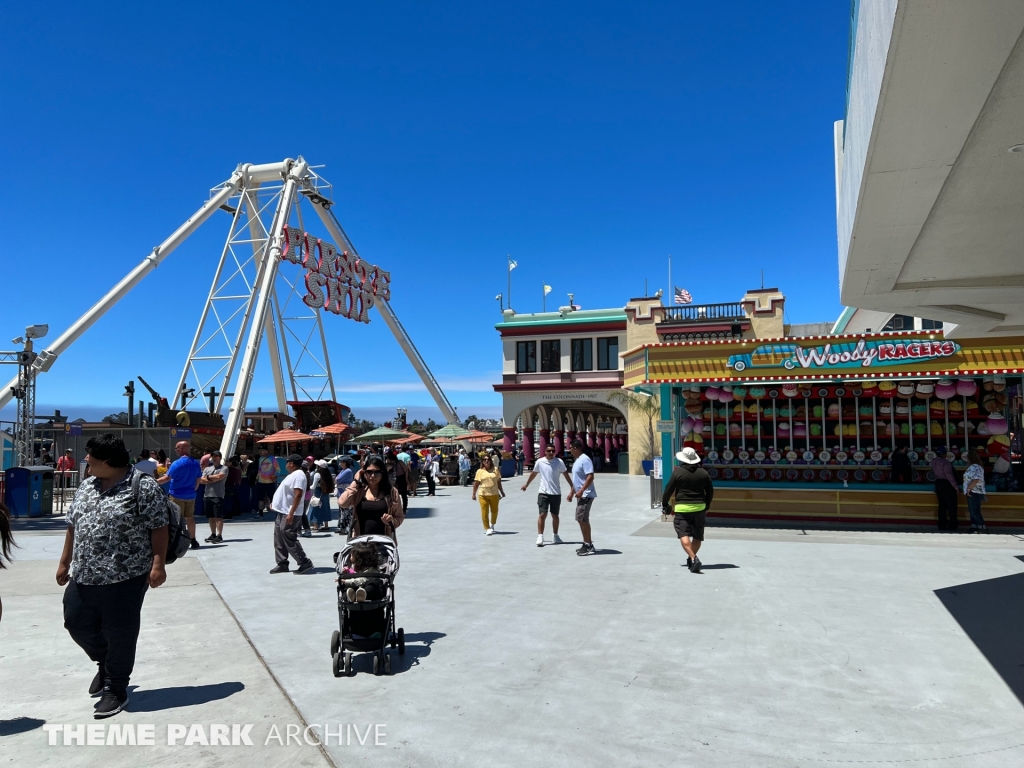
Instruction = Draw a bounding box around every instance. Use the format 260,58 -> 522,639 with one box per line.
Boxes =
608,390 -> 661,461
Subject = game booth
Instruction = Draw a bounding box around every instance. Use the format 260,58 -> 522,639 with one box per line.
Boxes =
623,331 -> 1024,527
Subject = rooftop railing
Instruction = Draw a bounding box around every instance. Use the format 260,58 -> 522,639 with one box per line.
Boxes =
660,302 -> 747,323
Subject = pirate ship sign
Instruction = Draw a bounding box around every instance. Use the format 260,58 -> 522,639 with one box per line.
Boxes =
281,226 -> 391,323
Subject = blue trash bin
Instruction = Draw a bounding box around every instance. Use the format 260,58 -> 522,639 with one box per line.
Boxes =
4,466 -> 54,518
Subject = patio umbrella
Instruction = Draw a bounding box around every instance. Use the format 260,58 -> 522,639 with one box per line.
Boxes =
354,426 -> 414,442
428,424 -> 472,440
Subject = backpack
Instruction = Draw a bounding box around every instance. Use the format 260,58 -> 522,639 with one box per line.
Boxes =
131,471 -> 191,564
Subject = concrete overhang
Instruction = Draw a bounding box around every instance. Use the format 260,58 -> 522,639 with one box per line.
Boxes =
836,0 -> 1024,339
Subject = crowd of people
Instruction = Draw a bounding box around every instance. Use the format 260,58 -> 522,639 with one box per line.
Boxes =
2,427 -> 1003,723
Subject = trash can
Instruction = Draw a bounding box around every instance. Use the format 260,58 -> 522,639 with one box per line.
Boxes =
618,452 -> 629,474
4,466 -> 55,518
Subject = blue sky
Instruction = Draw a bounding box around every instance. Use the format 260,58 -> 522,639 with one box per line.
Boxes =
0,2 -> 848,424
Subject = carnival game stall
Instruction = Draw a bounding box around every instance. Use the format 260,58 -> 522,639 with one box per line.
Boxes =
623,331 -> 1024,527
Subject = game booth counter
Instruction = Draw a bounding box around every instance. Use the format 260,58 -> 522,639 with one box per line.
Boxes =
623,331 -> 1024,527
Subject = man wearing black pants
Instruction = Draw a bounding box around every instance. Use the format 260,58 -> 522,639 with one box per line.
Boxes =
931,450 -> 960,531
57,434 -> 168,718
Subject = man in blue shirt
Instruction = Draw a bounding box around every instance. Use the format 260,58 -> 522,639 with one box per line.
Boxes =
157,440 -> 202,549
568,440 -> 597,556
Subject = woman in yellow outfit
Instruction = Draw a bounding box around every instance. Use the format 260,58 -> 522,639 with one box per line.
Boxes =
472,454 -> 505,535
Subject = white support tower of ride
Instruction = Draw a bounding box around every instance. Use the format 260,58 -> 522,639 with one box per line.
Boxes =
0,157 -> 459,458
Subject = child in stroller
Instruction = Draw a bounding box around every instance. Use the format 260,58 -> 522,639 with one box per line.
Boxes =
332,534 -> 404,676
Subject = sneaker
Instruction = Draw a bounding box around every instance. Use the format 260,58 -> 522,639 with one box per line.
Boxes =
190,538 -> 200,550
577,544 -> 596,556
214,535 -> 224,543
94,688 -> 128,719
295,561 -> 314,575
536,535 -> 544,547
355,587 -> 367,602
204,534 -> 216,543
485,528 -> 494,536
489,527 -> 496,535
552,534 -> 562,545
346,587 -> 356,602
269,565 -> 289,574
690,557 -> 702,573
89,664 -> 105,697
686,557 -> 692,568
301,530 -> 312,538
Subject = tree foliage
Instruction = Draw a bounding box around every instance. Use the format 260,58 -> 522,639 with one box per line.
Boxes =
607,390 -> 660,460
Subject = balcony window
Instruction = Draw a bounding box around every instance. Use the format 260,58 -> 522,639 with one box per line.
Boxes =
541,340 -> 561,372
921,318 -> 943,330
597,337 -> 619,370
516,341 -> 536,373
882,314 -> 914,331
571,338 -> 593,371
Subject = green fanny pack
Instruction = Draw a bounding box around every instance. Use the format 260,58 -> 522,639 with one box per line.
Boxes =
673,502 -> 706,514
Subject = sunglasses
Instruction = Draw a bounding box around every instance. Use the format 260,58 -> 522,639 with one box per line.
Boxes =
545,448 -> 555,453
363,470 -> 382,477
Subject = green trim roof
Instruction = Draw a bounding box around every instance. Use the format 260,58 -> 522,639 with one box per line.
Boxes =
495,308 -> 626,330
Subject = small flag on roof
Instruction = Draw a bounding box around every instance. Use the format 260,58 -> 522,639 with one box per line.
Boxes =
674,287 -> 692,305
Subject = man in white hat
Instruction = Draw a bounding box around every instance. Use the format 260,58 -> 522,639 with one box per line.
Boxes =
662,447 -> 714,573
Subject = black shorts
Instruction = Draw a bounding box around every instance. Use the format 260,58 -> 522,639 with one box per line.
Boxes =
673,511 -> 706,541
204,497 -> 224,518
538,493 -> 561,516
256,483 -> 276,502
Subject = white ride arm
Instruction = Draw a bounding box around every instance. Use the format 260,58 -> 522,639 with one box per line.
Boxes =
309,202 -> 460,424
0,167 -> 256,411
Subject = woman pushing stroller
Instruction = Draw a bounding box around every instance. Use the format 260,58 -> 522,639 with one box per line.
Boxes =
336,456 -> 405,540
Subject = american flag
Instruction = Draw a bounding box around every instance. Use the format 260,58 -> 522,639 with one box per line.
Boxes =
674,287 -> 692,305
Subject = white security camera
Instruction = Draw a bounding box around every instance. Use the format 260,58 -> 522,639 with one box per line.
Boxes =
25,324 -> 49,340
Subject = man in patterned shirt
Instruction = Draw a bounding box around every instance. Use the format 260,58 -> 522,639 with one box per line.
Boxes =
56,434 -> 168,719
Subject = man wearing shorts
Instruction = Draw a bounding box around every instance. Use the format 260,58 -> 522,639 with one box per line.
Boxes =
521,444 -> 572,547
568,440 -> 597,556
199,450 -> 229,544
662,447 -> 714,573
156,440 -> 202,550
255,446 -> 279,518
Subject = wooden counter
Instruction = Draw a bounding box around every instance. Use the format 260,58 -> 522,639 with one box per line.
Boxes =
710,486 -> 1024,527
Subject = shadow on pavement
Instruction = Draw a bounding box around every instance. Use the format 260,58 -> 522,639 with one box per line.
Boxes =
700,564 -> 739,570
128,682 -> 245,712
591,549 -> 622,555
404,508 -> 436,518
0,717 -> 46,736
934,556 -> 1024,706
297,567 -> 336,575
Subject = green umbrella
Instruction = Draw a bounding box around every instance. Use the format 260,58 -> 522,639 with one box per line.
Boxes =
427,424 -> 472,439
354,426 -> 413,442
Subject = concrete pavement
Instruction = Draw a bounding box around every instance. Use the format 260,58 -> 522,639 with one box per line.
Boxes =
3,474 -> 1024,766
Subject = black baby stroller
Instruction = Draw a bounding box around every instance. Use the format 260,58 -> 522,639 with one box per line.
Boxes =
331,534 -> 404,676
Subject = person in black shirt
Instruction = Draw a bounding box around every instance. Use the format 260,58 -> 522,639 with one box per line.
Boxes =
891,445 -> 912,483
662,447 -> 714,573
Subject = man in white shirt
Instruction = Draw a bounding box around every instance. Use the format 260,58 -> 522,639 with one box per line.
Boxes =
134,449 -> 158,477
521,444 -> 572,547
269,454 -> 313,575
568,440 -> 597,556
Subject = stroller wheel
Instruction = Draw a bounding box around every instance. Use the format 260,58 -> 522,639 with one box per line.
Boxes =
330,630 -> 340,657
345,652 -> 353,676
384,654 -> 392,675
397,628 -> 405,655
332,652 -> 342,678
373,655 -> 381,676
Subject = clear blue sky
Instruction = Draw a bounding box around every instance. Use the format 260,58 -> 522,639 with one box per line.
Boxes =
0,2 -> 848,423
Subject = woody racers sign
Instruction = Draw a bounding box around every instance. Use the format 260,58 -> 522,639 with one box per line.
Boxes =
280,226 -> 391,324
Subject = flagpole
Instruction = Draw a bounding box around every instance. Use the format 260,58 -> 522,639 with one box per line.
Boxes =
542,284 -> 545,312
668,254 -> 672,306
507,255 -> 512,311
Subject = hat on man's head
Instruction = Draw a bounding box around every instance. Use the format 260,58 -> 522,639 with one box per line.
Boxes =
675,447 -> 701,464
287,453 -> 304,466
